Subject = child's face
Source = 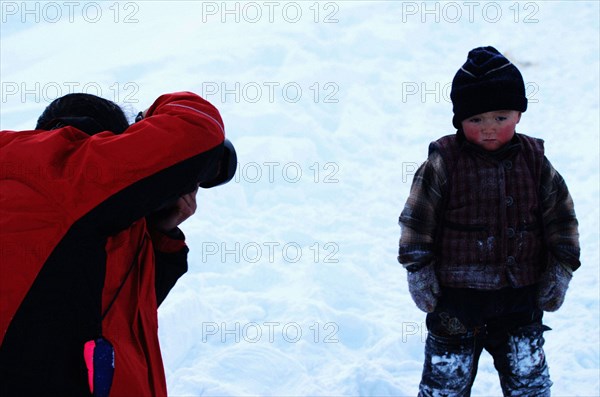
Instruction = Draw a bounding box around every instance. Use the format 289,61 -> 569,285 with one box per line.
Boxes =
461,110 -> 521,151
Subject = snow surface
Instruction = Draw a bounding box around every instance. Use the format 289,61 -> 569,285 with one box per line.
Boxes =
1,1 -> 599,396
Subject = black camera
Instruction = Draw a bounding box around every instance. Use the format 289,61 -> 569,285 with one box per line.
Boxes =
135,111 -> 237,189
199,138 -> 237,189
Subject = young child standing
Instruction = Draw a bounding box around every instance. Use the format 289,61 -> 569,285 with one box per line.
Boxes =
398,46 -> 580,396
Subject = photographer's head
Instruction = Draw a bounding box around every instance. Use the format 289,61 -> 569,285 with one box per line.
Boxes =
36,92 -> 237,189
36,93 -> 129,135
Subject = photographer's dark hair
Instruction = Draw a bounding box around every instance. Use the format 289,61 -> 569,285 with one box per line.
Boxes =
36,93 -> 129,135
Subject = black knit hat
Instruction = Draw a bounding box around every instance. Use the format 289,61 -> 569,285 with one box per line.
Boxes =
450,46 -> 527,129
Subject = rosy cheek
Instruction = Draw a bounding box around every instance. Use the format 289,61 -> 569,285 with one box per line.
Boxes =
497,125 -> 515,142
462,126 -> 480,140
502,124 -> 515,135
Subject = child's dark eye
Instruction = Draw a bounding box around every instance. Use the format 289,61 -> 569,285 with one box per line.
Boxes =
496,116 -> 507,121
468,118 -> 481,123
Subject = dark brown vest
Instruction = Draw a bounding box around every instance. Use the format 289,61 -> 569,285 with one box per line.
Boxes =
430,133 -> 546,289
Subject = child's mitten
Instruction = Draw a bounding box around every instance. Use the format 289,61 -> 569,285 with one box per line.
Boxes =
407,264 -> 440,313
537,262 -> 573,312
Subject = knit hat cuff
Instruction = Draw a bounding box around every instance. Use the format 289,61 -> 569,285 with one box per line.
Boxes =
452,93 -> 527,129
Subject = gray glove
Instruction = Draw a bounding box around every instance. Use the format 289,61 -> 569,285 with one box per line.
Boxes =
537,262 -> 573,312
407,264 -> 440,313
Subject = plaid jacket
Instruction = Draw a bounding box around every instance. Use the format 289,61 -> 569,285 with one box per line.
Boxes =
398,132 -> 580,289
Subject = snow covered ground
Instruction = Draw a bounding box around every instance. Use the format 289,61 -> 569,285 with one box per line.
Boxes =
1,1 -> 599,396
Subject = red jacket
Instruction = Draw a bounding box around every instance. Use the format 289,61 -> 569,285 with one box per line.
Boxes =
0,92 -> 225,395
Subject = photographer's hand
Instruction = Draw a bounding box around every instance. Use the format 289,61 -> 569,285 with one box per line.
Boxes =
147,188 -> 198,234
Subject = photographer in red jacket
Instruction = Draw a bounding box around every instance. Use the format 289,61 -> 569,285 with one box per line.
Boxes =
0,92 -> 236,396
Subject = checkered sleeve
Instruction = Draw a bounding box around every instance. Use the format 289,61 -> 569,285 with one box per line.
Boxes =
398,151 -> 447,272
540,157 -> 581,273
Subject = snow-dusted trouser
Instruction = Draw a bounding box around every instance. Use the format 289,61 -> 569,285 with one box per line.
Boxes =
418,320 -> 552,397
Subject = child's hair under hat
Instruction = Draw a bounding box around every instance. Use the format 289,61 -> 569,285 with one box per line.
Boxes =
450,46 -> 528,129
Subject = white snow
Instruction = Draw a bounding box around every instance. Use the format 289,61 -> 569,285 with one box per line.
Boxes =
1,1 -> 599,396
508,331 -> 545,378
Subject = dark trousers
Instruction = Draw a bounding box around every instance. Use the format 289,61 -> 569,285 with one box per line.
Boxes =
418,286 -> 552,397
